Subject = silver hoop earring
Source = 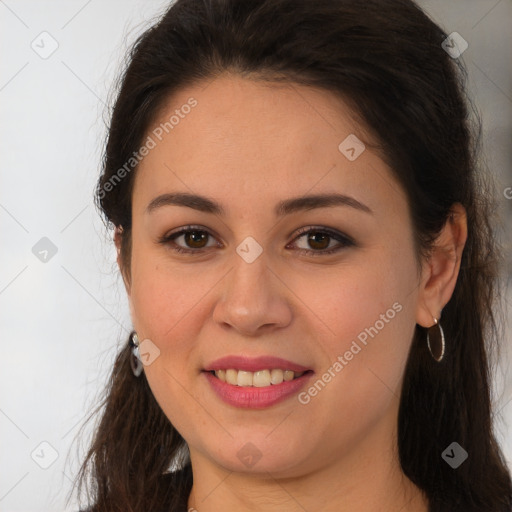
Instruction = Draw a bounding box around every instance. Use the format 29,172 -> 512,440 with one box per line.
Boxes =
130,332 -> 143,377
427,318 -> 445,362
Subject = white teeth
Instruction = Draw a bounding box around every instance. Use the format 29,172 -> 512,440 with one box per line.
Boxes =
226,369 -> 238,385
213,368 -> 305,386
237,370 -> 253,387
253,370 -> 271,387
283,370 -> 295,382
270,369 -> 284,385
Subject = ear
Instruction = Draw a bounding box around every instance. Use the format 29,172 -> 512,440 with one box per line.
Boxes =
114,225 -> 131,296
415,203 -> 468,327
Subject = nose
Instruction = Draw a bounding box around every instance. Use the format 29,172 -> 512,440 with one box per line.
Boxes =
212,251 -> 293,337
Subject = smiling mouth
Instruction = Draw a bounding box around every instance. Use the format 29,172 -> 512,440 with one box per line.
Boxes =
207,368 -> 313,387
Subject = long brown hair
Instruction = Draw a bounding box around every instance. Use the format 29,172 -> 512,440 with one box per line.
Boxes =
74,0 -> 512,510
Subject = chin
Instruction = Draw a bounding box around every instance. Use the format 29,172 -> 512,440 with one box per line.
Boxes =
203,436 -> 312,477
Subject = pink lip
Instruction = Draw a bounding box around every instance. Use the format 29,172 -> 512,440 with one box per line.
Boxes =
203,355 -> 311,373
203,371 -> 314,409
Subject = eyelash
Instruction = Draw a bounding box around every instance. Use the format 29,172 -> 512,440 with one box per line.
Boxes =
158,225 -> 355,256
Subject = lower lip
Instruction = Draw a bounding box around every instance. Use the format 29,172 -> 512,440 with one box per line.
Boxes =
203,371 -> 314,409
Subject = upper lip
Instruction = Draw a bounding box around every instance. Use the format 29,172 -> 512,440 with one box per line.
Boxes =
203,355 -> 312,373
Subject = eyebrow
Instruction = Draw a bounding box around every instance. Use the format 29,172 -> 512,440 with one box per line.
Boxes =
146,191 -> 373,216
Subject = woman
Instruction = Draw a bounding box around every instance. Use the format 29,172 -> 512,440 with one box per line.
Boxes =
74,0 -> 512,510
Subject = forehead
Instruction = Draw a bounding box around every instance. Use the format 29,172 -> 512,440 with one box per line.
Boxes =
133,73 -> 406,219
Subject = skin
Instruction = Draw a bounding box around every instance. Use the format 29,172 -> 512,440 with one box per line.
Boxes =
115,73 -> 467,512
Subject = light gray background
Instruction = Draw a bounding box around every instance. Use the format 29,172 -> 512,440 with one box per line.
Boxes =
1,1 -> 511,510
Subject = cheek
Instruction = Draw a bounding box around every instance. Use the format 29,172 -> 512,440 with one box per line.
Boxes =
129,238 -> 206,341
128,245 -> 226,398
297,253 -> 414,357
128,247 -> 192,388
294,249 -> 417,418
128,255 -> 214,438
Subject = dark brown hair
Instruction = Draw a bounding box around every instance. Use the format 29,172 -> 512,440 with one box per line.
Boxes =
74,0 -> 512,510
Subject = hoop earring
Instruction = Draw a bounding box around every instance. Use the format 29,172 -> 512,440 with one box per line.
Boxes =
130,332 -> 143,377
427,318 -> 445,362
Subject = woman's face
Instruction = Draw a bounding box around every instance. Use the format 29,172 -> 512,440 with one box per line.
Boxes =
125,74 -> 425,477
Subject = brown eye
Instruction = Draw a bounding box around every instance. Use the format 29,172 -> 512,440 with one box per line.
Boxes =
159,225 -> 354,256
290,227 -> 354,256
182,230 -> 209,249
305,232 -> 331,250
159,226 -> 220,254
